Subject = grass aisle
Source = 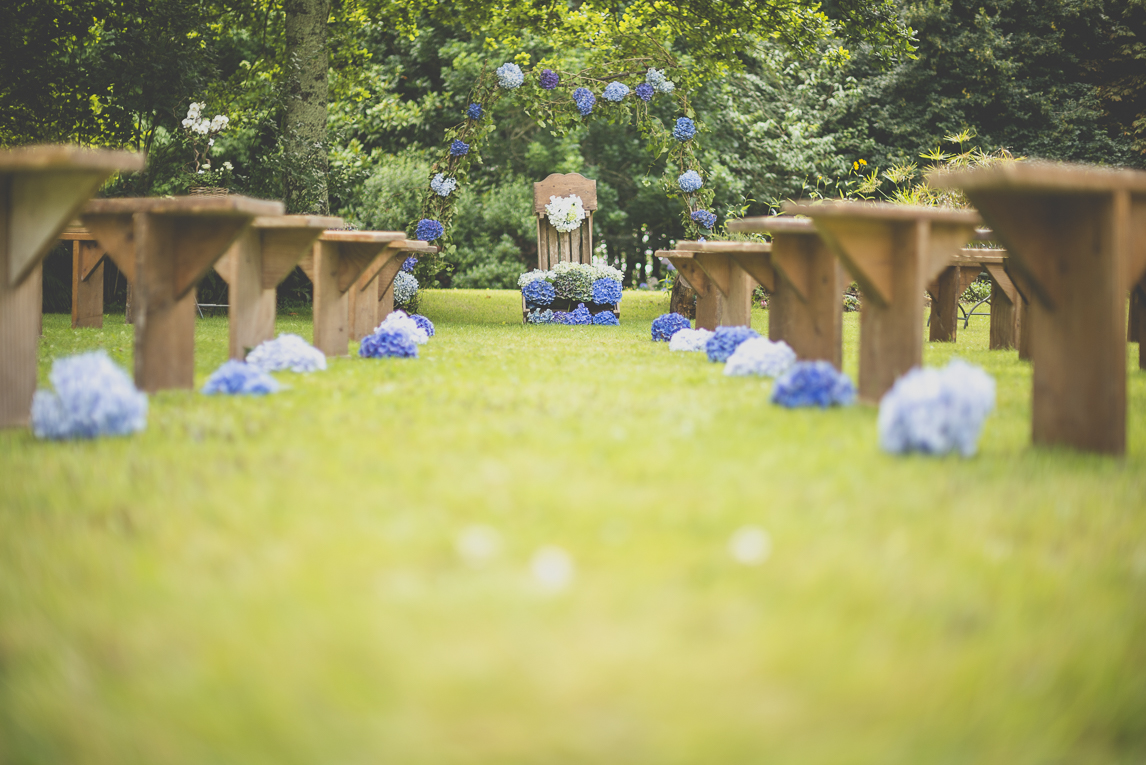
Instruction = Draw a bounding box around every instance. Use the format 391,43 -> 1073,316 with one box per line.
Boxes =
3,289 -> 1145,763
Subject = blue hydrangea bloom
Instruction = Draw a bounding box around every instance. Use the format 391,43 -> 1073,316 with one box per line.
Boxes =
360,327 -> 418,358
449,139 -> 469,156
878,360 -> 995,456
678,170 -> 703,193
539,69 -> 560,90
528,309 -> 556,324
415,218 -> 444,242
635,82 -> 655,102
771,361 -> 856,408
672,117 -> 696,141
690,209 -> 716,229
602,82 -> 630,102
466,103 -> 483,120
572,87 -> 596,116
568,303 -> 593,325
202,360 -> 280,396
592,311 -> 619,326
31,351 -> 147,440
552,311 -> 572,324
651,312 -> 691,341
496,62 -> 524,89
402,256 -> 417,272
590,277 -> 622,305
247,334 -> 326,373
430,173 -> 457,197
522,279 -> 556,306
705,326 -> 760,362
410,314 -> 436,338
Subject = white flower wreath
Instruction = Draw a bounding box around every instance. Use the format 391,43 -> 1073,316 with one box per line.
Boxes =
545,194 -> 586,233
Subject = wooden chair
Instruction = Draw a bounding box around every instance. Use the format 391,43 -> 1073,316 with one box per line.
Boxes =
1,146 -> 144,428
533,173 -> 597,269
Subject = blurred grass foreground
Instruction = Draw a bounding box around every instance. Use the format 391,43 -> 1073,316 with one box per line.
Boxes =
3,289 -> 1146,764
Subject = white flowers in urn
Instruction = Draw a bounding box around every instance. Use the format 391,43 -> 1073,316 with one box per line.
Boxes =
545,194 -> 587,233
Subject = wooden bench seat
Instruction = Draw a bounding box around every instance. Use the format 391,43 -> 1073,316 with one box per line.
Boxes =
1,146 -> 144,428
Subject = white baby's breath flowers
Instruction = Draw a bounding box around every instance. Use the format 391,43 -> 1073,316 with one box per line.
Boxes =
545,194 -> 586,233
728,526 -> 772,565
455,525 -> 502,567
530,546 -> 575,592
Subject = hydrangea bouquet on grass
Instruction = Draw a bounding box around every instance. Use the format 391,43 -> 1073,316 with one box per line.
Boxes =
202,360 -> 280,395
878,360 -> 995,457
669,327 -> 713,351
375,310 -> 429,345
246,334 -> 326,373
31,351 -> 147,440
705,326 -> 759,362
771,361 -> 856,408
651,312 -> 691,341
724,338 -> 796,377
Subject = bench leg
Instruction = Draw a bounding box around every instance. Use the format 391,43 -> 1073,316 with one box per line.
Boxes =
72,241 -> 105,329
311,241 -> 349,356
227,229 -> 276,360
770,260 -> 844,369
1130,283 -> 1146,370
1,263 -> 41,429
720,266 -> 754,327
988,279 -> 1016,350
927,266 -> 960,342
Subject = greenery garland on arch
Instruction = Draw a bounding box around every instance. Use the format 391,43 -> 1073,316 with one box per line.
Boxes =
409,49 -> 714,258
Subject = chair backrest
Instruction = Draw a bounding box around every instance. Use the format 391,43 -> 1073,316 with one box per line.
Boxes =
533,173 -> 597,270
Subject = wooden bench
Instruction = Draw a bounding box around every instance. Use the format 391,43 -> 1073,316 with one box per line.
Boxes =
348,240 -> 436,341
82,195 -> 283,391
783,201 -> 981,402
930,161 -> 1146,454
297,230 -> 406,356
211,215 -> 342,359
727,216 -> 845,368
656,241 -> 770,330
655,250 -> 723,329
57,225 -> 111,328
1,145 -> 144,428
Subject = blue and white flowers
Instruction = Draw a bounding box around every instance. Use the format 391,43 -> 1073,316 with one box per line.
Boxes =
528,308 -> 556,324
410,314 -> 435,337
705,326 -> 759,362
449,139 -> 469,157
360,328 -> 418,359
466,103 -> 483,120
246,333 -> 326,373
678,170 -> 703,193
31,351 -> 147,440
724,338 -> 796,377
672,117 -> 696,141
545,194 -> 586,233
645,68 -> 676,94
878,360 -> 995,457
202,360 -> 280,395
669,327 -> 713,352
651,312 -> 691,341
518,269 -> 554,287
393,271 -> 418,308
496,62 -> 524,89
430,173 -> 457,197
771,361 -> 856,408
523,279 -> 556,306
602,82 -> 630,102
572,87 -> 596,116
690,210 -> 716,230
374,309 -> 429,345
415,218 -> 444,242
590,277 -> 622,306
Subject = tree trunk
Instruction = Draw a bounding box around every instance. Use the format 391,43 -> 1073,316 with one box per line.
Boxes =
283,0 -> 330,215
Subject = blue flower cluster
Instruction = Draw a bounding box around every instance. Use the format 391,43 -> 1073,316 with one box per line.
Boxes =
705,326 -> 759,362
410,314 -> 435,337
590,277 -> 622,306
430,173 -> 457,197
360,327 -> 418,358
635,82 -> 655,102
415,218 -> 444,242
592,311 -> 619,326
528,308 -> 556,324
651,312 -> 691,341
202,360 -> 280,396
496,62 -> 524,89
393,271 -> 418,307
645,67 -> 676,94
678,170 -> 703,193
878,360 -> 995,456
523,279 -> 556,306
690,210 -> 716,230
247,333 -> 326,373
672,117 -> 696,141
539,69 -> 560,90
565,304 -> 593,325
603,82 -> 630,102
449,139 -> 469,156
573,87 -> 596,116
771,361 -> 856,408
31,351 -> 148,440
466,103 -> 483,120
402,256 -> 418,272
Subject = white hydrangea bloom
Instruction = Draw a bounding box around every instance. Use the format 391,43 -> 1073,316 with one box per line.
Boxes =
518,269 -> 554,287
878,359 -> 996,457
545,194 -> 586,233
246,333 -> 326,373
724,337 -> 797,377
669,328 -> 714,352
375,310 -> 428,345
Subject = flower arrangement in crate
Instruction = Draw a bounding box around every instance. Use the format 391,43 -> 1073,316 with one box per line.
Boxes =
519,262 -> 623,325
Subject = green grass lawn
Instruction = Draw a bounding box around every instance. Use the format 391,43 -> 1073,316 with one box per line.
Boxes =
3,289 -> 1146,764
